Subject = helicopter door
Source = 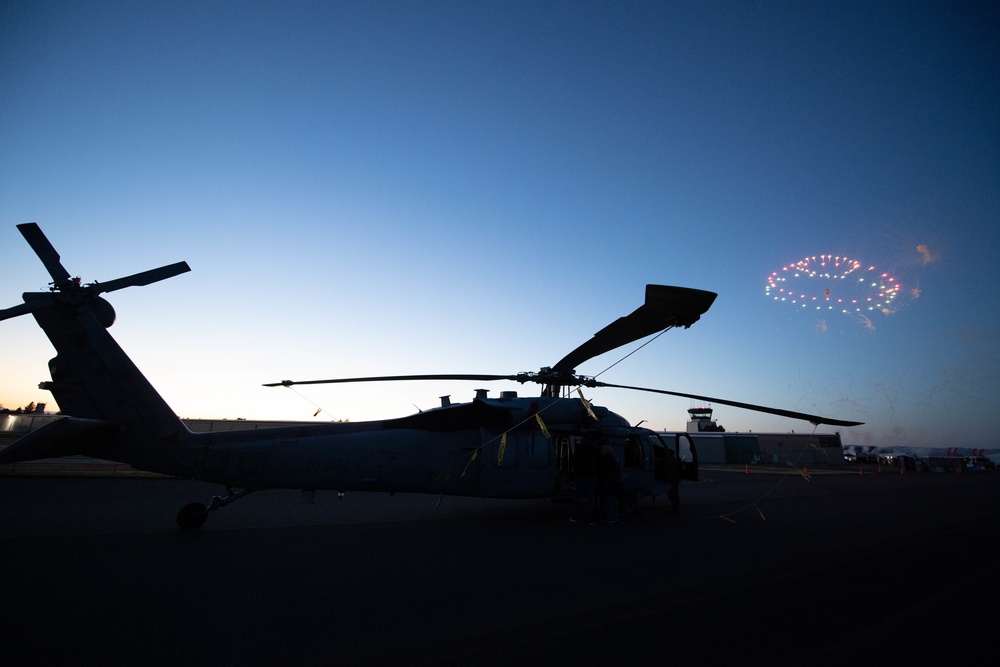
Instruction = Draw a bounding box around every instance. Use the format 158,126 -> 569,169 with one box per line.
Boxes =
676,433 -> 699,482
624,435 -> 645,468
553,433 -> 577,492
652,433 -> 699,484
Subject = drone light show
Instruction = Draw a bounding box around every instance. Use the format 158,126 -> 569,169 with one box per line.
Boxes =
766,255 -> 903,318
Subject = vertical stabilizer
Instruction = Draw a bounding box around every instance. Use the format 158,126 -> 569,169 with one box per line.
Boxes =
34,297 -> 189,444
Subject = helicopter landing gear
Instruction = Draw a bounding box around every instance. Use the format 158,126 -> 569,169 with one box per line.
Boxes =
176,502 -> 209,529
619,491 -> 642,517
176,487 -> 254,530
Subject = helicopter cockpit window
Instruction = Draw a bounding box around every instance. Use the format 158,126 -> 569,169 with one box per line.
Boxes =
624,435 -> 643,468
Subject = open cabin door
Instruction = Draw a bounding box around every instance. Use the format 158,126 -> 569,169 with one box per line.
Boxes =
675,432 -> 699,481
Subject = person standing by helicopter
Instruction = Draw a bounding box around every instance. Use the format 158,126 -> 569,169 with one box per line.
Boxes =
657,444 -> 680,515
598,443 -> 622,523
570,431 -> 601,524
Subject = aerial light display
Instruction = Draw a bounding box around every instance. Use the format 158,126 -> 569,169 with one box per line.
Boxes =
766,255 -> 903,318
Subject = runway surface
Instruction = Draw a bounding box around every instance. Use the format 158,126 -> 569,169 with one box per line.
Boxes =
1,469 -> 998,665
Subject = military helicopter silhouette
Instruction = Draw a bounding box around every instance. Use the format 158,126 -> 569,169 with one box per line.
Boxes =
1,223 -> 862,529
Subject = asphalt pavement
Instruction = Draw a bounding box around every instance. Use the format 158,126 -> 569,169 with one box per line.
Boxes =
1,469 -> 997,666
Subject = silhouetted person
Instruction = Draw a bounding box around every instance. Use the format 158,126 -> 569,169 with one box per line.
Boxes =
598,444 -> 621,523
571,432 -> 600,524
663,446 -> 680,514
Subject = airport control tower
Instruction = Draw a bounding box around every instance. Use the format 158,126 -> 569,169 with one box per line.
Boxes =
686,406 -> 725,432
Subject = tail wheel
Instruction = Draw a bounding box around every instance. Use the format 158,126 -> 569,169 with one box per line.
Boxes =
176,502 -> 209,530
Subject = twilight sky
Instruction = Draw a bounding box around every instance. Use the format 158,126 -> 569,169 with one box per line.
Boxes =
2,1 -> 998,452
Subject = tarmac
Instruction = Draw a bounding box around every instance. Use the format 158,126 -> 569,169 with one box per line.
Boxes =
1,467 -> 998,666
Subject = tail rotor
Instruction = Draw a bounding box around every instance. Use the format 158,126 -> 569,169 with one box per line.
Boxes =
1,223 -> 190,325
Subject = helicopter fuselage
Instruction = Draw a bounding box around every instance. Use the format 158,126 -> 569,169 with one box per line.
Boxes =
140,394 -> 690,502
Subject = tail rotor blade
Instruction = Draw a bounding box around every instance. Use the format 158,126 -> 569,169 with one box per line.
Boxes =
93,262 -> 191,294
0,298 -> 51,322
17,223 -> 71,284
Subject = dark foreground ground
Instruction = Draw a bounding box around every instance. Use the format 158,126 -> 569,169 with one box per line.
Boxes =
1,469 -> 998,666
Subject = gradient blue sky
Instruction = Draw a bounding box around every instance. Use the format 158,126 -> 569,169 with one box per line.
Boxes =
2,1 -> 998,452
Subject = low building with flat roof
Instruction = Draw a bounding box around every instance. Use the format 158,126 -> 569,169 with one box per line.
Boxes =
658,406 -> 846,466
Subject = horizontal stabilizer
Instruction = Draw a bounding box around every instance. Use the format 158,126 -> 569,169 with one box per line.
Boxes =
0,417 -> 120,463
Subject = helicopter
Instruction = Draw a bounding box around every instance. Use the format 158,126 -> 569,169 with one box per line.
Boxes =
0,223 -> 862,529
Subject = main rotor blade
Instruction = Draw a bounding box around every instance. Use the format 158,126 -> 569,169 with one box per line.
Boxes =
551,285 -> 717,375
0,297 -> 51,323
92,261 -> 191,294
17,223 -> 71,284
593,381 -> 864,427
264,373 -> 519,388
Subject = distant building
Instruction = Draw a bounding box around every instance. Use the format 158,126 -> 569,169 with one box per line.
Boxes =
658,406 -> 846,466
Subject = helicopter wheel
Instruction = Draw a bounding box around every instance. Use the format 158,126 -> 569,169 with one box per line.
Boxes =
620,492 -> 641,517
176,502 -> 209,530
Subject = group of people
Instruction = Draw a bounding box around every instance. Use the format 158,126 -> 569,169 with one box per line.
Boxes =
570,430 -> 621,524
